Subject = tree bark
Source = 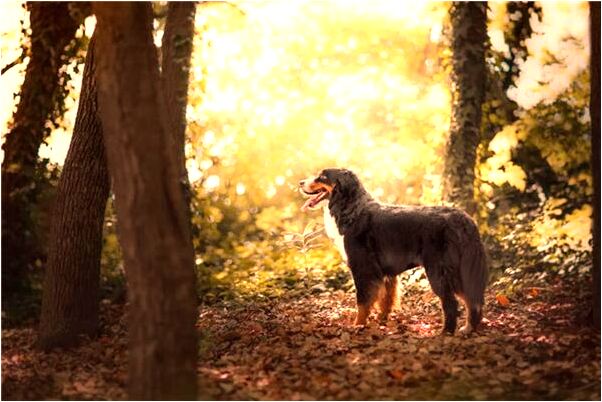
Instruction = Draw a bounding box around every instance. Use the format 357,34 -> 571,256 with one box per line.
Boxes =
443,2 -> 487,214
94,3 -> 198,399
38,35 -> 110,350
161,1 -> 196,216
502,2 -> 542,92
1,2 -> 80,310
590,1 -> 600,330
161,1 -> 195,178
479,3 -> 555,196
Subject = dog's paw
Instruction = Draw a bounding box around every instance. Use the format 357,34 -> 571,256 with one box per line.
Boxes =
377,313 -> 389,323
458,324 -> 473,335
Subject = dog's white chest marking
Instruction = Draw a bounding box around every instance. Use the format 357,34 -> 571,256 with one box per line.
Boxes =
323,206 -> 347,262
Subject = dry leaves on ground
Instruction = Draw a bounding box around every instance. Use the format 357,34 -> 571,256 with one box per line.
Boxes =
2,278 -> 600,400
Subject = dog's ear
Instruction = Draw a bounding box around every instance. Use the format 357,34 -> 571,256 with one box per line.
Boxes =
333,169 -> 358,195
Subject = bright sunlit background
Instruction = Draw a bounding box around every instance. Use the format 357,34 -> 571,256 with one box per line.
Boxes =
1,1 -> 589,203
185,1 -> 451,208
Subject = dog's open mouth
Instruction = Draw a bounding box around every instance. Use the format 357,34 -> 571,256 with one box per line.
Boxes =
300,188 -> 328,211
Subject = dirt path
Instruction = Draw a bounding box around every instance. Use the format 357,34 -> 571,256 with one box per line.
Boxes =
2,278 -> 600,400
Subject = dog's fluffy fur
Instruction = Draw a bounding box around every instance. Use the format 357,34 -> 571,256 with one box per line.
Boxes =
300,168 -> 489,334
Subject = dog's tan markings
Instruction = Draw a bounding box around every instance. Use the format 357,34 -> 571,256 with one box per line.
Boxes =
354,285 -> 380,326
321,183 -> 334,193
456,292 -> 475,335
376,277 -> 399,322
300,179 -> 334,211
304,180 -> 333,194
459,323 -> 474,335
354,303 -> 371,326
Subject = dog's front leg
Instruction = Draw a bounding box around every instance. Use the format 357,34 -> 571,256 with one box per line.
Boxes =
345,236 -> 384,326
376,276 -> 398,322
350,272 -> 382,326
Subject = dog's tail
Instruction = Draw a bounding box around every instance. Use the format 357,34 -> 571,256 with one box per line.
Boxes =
458,218 -> 489,311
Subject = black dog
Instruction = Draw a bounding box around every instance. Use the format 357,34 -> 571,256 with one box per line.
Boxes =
300,168 -> 488,334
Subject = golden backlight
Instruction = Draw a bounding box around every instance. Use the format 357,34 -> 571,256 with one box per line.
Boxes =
0,1 -> 590,215
186,0 -> 451,206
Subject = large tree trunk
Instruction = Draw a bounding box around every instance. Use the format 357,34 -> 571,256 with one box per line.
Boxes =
443,2 -> 487,214
590,1 -> 600,330
1,2 -> 80,311
38,36 -> 110,350
94,3 -> 198,399
37,2 -> 198,352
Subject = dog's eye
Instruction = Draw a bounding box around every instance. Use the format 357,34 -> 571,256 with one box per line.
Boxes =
319,175 -> 327,181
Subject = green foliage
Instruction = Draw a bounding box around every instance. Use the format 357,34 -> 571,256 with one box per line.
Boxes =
191,184 -> 352,302
196,236 -> 350,303
515,71 -> 591,180
1,161 -> 61,327
477,68 -> 591,249
485,193 -> 592,300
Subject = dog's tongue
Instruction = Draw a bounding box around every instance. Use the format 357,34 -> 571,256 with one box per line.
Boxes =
301,192 -> 323,211
301,197 -> 315,212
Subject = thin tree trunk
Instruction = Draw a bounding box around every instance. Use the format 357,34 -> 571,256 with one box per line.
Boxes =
479,3 -> 556,194
484,1 -> 542,140
443,2 -> 487,214
94,3 -> 198,399
502,2 -> 541,93
1,2 -> 80,310
38,35 -> 110,350
590,1 -> 600,329
161,1 -> 196,217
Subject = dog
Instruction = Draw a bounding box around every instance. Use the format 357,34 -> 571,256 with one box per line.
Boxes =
299,168 -> 488,334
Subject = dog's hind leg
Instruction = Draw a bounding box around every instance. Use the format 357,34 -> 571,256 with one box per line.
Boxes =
377,276 -> 398,322
441,288 -> 459,334
458,297 -> 482,334
425,266 -> 458,334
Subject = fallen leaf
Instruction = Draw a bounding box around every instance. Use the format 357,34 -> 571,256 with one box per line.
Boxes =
496,294 -> 510,307
388,369 -> 405,380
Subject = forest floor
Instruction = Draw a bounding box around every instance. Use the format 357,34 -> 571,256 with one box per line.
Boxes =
2,270 -> 600,400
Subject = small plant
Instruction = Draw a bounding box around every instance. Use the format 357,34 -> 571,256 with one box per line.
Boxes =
281,222 -> 325,288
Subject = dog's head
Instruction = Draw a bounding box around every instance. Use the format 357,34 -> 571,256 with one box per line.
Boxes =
299,168 -> 363,211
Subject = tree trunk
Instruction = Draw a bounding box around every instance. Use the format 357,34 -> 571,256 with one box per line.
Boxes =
1,2 -> 80,310
443,2 -> 487,214
94,3 -> 198,399
502,2 -> 541,92
478,3 -> 554,196
161,1 -> 196,216
590,1 -> 600,330
38,35 -> 110,350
